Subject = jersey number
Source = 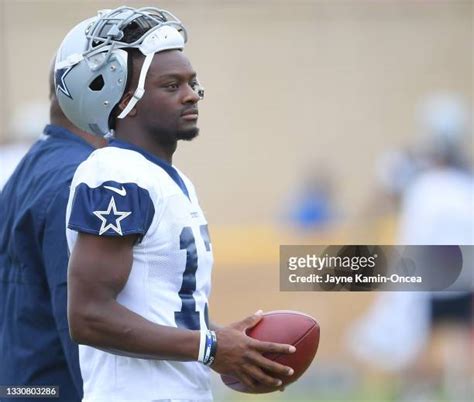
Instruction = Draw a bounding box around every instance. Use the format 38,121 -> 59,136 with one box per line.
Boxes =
175,225 -> 210,330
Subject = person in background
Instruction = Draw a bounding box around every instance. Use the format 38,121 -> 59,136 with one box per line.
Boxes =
347,93 -> 473,402
0,61 -> 106,401
397,92 -> 473,401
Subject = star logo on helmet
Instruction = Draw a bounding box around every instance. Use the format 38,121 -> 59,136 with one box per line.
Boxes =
93,196 -> 132,236
55,66 -> 74,99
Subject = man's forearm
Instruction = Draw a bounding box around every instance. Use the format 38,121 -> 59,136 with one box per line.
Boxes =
70,298 -> 200,361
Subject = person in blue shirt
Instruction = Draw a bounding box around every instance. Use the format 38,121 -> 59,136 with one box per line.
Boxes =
0,65 -> 105,401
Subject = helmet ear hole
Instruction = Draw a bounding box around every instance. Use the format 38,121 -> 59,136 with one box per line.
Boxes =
89,75 -> 105,91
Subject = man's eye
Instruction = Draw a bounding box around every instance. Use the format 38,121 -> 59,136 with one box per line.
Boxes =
165,83 -> 179,90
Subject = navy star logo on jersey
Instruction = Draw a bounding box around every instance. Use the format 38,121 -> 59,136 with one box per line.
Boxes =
55,66 -> 74,99
93,196 -> 132,235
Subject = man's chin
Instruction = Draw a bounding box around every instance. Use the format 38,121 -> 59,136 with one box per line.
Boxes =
177,127 -> 199,141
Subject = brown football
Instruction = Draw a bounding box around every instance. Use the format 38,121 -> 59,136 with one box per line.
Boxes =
221,310 -> 320,393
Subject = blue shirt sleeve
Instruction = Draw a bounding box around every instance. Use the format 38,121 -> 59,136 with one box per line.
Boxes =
42,187 -> 83,399
68,180 -> 155,238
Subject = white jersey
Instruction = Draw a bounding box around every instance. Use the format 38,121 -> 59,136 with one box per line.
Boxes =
66,139 -> 213,402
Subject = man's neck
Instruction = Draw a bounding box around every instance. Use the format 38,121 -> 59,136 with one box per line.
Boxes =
51,118 -> 106,149
114,128 -> 177,165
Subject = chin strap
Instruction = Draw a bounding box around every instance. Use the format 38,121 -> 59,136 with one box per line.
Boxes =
117,53 -> 154,119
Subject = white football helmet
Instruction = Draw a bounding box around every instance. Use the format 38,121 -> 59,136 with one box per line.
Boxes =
55,6 -> 188,136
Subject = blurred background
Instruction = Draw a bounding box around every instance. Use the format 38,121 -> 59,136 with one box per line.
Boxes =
0,0 -> 472,401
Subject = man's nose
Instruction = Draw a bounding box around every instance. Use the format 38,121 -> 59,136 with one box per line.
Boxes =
182,84 -> 201,103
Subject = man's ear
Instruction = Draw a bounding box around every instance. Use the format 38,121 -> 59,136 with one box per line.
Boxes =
118,92 -> 137,117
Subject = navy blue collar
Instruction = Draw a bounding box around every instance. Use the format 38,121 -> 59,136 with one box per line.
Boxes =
43,124 -> 96,148
109,138 -> 190,200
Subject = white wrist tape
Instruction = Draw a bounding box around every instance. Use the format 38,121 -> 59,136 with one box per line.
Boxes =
197,328 -> 207,363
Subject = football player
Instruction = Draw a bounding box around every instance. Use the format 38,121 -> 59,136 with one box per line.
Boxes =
56,6 -> 295,401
